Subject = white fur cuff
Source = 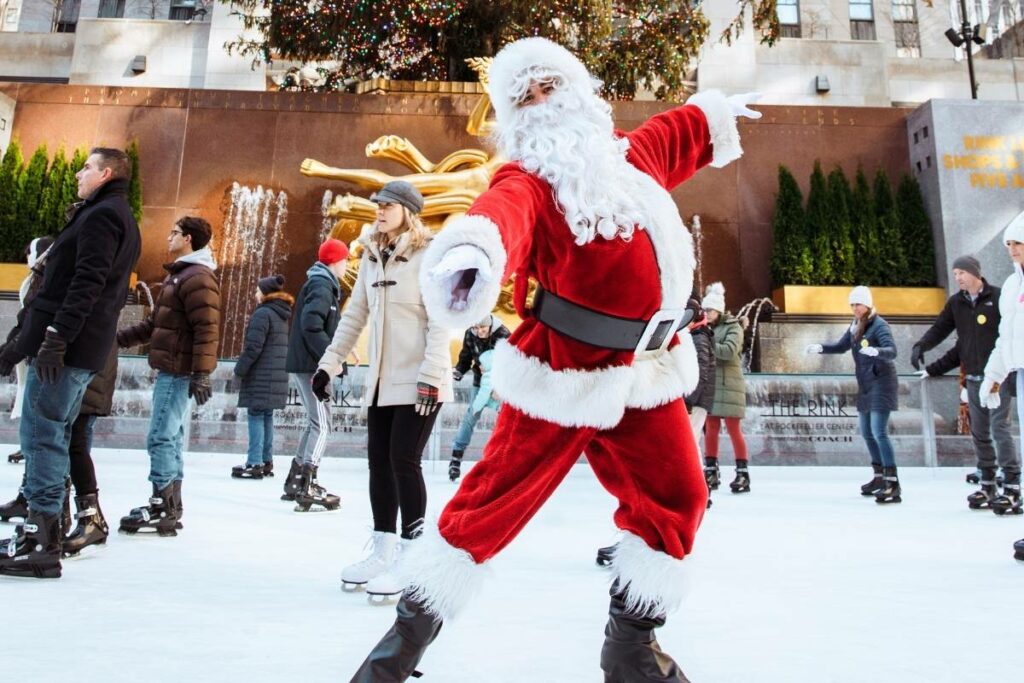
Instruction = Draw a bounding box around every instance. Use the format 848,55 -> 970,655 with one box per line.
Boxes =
687,90 -> 743,168
610,531 -> 692,616
397,524 -> 491,622
420,214 -> 508,331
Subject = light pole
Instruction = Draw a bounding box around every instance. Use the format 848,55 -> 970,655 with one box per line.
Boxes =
944,0 -> 986,99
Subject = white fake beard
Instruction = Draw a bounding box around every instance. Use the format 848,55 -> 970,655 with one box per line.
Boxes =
498,87 -> 650,246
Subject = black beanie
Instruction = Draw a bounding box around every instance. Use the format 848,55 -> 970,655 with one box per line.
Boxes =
258,274 -> 285,295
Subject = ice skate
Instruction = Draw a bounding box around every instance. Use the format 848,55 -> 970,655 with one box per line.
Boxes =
293,464 -> 340,512
118,483 -> 179,537
0,511 -> 62,579
703,457 -> 720,491
262,461 -> 274,478
990,474 -> 1022,516
1014,538 -> 1024,562
596,543 -> 617,567
449,449 -> 464,482
341,531 -> 398,591
874,466 -> 902,504
729,461 -> 750,494
280,458 -> 302,501
967,468 -> 998,510
62,493 -> 109,559
7,450 -> 23,465
966,469 -> 1004,487
365,570 -> 404,605
861,463 -> 884,496
0,475 -> 28,523
231,463 -> 264,480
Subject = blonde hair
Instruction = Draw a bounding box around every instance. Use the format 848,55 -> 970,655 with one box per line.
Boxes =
371,206 -> 432,251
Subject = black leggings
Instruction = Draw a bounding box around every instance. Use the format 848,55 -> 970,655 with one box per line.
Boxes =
68,413 -> 99,496
366,402 -> 440,539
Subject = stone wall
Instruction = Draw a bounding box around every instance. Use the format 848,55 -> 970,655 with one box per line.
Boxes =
0,31 -> 73,81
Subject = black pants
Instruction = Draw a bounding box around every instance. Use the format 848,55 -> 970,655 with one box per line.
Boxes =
366,402 -> 440,539
68,413 -> 99,496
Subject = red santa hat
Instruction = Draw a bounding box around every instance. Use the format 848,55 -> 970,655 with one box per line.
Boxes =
487,37 -> 599,132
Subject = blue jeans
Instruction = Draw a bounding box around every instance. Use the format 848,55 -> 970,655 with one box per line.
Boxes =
21,364 -> 95,514
246,409 -> 275,466
859,410 -> 896,468
452,386 -> 480,452
147,371 -> 192,489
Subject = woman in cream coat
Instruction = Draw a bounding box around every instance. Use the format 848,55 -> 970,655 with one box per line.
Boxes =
314,180 -> 453,600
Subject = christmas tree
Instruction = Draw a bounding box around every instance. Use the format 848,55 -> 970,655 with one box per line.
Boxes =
225,0 -> 779,100
17,144 -> 50,253
39,147 -> 68,236
127,139 -> 144,224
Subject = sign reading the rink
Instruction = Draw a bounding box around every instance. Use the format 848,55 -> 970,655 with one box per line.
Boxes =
752,394 -> 858,443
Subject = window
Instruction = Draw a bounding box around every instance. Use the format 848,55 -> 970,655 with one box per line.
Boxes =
893,0 -> 920,57
54,0 -> 80,32
97,0 -> 126,18
778,0 -> 802,37
849,0 -> 876,39
170,0 -> 197,20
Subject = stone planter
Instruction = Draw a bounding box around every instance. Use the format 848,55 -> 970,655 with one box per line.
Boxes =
772,285 -> 946,316
0,263 -> 28,292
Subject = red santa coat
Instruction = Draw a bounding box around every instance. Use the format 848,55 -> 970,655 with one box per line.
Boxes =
421,90 -> 743,430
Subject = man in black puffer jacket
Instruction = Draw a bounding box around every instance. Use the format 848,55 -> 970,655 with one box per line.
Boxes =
232,275 -> 294,480
912,255 -> 1019,510
683,295 -> 718,499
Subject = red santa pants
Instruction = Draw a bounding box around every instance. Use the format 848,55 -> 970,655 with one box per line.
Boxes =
438,398 -> 708,563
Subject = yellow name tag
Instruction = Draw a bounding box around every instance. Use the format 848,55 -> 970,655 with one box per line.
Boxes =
977,314 -> 987,325
860,339 -> 869,348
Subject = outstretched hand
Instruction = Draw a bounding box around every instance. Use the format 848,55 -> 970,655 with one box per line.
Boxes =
727,92 -> 762,120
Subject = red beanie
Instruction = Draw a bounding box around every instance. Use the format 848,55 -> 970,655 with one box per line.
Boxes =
318,238 -> 349,266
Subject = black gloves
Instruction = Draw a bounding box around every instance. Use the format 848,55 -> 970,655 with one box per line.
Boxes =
116,329 -> 130,349
910,343 -> 925,371
452,369 -> 463,382
0,342 -> 23,378
415,381 -> 439,416
35,330 -> 67,384
189,372 -> 212,406
311,369 -> 331,402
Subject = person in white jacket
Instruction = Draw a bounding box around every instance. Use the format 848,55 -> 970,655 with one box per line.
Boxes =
313,180 -> 453,600
978,212 -> 1024,559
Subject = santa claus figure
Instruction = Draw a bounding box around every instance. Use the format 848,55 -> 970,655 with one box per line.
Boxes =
350,37 -> 761,682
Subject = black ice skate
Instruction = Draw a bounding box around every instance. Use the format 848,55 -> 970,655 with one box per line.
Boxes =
231,463 -> 265,480
874,466 -> 902,504
449,449 -> 464,482
294,464 -> 340,512
0,475 -> 28,522
600,580 -> 690,682
861,463 -> 884,496
281,458 -> 302,501
0,511 -> 62,579
967,469 -> 1004,486
118,483 -> 179,537
596,543 -> 617,567
729,461 -> 750,494
1014,538 -> 1024,562
7,450 -> 23,464
967,468 -> 998,510
349,593 -> 443,682
991,473 -> 1022,516
63,493 -> 109,559
704,457 -> 721,491
262,461 -> 274,478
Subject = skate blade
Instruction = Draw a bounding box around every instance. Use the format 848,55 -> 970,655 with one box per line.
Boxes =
341,581 -> 366,592
875,497 -> 902,504
0,516 -> 28,525
993,508 -> 1023,516
293,503 -> 340,513
63,541 -> 108,561
118,527 -> 177,537
366,592 -> 401,605
0,567 -> 62,580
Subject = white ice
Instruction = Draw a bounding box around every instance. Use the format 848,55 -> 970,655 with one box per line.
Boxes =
1,451 -> 1020,682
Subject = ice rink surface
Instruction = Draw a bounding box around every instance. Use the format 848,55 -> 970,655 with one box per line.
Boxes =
1,450 -> 1020,682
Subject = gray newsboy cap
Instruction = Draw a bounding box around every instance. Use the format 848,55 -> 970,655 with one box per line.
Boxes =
370,180 -> 424,214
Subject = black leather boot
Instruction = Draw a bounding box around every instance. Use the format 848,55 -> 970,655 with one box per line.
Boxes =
0,475 -> 28,522
600,581 -> 689,682
0,510 -> 62,579
281,458 -> 302,501
860,462 -> 884,496
63,492 -> 109,558
449,449 -> 464,482
349,593 -> 443,682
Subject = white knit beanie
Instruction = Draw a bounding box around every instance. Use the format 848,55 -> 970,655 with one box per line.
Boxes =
848,285 -> 873,308
1004,210 -> 1024,243
703,282 -> 726,313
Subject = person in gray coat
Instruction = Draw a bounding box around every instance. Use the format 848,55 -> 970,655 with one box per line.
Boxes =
806,286 -> 901,503
232,275 -> 294,480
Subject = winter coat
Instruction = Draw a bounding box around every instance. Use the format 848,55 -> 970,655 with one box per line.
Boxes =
710,316 -> 746,419
471,349 -> 501,415
822,314 -> 898,412
454,315 -> 512,387
80,344 -> 119,417
234,293 -> 294,411
917,281 -> 1001,377
286,262 -> 343,374
984,262 -> 1024,383
118,247 -> 221,376
17,178 -> 141,372
684,316 -> 716,413
319,228 -> 453,407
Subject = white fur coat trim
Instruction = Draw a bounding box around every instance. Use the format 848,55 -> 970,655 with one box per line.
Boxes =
687,90 -> 743,168
397,523 -> 491,622
610,531 -> 693,616
419,214 -> 508,332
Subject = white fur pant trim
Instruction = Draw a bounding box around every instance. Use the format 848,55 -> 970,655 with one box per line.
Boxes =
396,523 -> 491,622
610,531 -> 692,616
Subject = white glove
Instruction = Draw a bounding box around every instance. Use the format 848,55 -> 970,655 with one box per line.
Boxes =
979,378 -> 1002,410
428,244 -> 492,311
804,343 -> 823,355
959,387 -> 969,403
859,347 -> 879,357
726,92 -> 763,120
914,369 -> 929,379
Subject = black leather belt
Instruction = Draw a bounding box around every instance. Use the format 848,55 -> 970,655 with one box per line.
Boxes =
533,286 -> 693,354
